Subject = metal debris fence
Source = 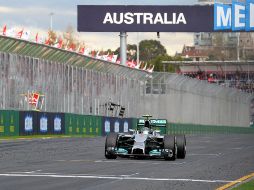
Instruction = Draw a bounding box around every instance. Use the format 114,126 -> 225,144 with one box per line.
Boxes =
0,35 -> 252,127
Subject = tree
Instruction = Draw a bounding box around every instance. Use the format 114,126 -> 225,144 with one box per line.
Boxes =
139,40 -> 167,62
149,54 -> 180,72
114,44 -> 137,60
114,40 -> 181,72
63,25 -> 83,51
47,30 -> 57,46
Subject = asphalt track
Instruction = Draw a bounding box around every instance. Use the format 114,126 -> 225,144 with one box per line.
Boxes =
0,134 -> 254,190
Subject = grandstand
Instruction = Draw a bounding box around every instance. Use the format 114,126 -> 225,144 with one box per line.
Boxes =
163,61 -> 254,94
0,35 -> 252,127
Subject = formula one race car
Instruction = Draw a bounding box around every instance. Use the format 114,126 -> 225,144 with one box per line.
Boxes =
105,115 -> 186,160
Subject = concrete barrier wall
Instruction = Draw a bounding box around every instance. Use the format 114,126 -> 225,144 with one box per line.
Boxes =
138,73 -> 252,127
138,93 -> 250,127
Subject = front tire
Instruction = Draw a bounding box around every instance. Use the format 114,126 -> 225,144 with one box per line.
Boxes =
105,133 -> 118,159
176,135 -> 186,159
163,135 -> 177,161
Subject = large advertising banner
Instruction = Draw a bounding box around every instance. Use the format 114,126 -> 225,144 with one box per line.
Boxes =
19,111 -> 65,135
78,3 -> 254,32
19,111 -> 38,135
102,117 -> 133,136
78,5 -> 214,32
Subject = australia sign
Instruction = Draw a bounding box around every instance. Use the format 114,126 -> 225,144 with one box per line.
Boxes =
77,5 -> 214,32
77,4 -> 253,32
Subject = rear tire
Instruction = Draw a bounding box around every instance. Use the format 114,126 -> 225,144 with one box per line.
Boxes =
163,135 -> 176,161
176,135 -> 186,159
105,133 -> 118,159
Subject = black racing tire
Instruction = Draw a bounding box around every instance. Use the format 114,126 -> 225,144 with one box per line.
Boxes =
105,133 -> 118,159
163,135 -> 176,161
176,135 -> 186,159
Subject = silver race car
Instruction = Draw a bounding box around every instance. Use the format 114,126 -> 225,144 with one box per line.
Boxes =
105,115 -> 186,160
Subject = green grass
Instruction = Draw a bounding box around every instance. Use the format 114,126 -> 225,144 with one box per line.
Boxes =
232,179 -> 254,190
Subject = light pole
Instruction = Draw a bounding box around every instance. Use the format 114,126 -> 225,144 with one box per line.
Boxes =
137,32 -> 139,65
120,31 -> 127,66
237,32 -> 240,61
49,12 -> 54,30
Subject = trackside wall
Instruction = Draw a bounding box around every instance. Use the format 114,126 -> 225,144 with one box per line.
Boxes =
1,110 -> 254,137
140,74 -> 252,127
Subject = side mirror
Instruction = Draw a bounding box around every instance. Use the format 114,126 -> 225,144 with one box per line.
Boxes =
129,129 -> 136,134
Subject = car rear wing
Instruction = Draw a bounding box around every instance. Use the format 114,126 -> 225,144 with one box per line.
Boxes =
137,119 -> 167,127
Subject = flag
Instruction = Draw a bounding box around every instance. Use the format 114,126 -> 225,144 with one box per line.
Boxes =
102,52 -> 109,61
54,38 -> 63,48
135,61 -> 142,69
142,63 -> 147,70
84,48 -> 91,56
24,93 -> 32,103
6,28 -> 16,37
2,25 -> 6,36
53,38 -> 58,47
127,60 -> 136,68
35,33 -> 38,43
116,59 -> 120,64
68,43 -> 75,51
91,50 -> 96,57
31,92 -> 40,107
79,47 -> 85,54
16,29 -> 23,38
37,36 -> 44,44
76,45 -> 80,52
22,30 -> 30,40
96,51 -> 102,59
147,65 -> 155,73
65,40 -> 69,50
112,54 -> 118,62
57,38 -> 63,48
107,54 -> 113,62
45,37 -> 50,45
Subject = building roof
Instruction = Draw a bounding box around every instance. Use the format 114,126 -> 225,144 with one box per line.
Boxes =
180,45 -> 209,58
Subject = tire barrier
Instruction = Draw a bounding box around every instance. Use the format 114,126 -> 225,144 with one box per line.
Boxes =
0,110 -> 19,137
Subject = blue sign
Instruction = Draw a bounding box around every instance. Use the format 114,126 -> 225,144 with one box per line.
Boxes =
104,120 -> 110,133
24,115 -> 33,132
54,116 -> 62,132
214,0 -> 254,31
40,115 -> 48,132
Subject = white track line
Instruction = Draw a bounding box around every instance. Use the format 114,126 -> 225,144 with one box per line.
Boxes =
230,147 -> 243,150
188,153 -> 221,156
0,173 -> 239,183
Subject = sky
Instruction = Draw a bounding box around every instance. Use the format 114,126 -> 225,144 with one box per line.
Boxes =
0,0 -> 199,55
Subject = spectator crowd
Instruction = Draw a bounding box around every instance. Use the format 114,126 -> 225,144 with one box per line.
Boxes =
183,71 -> 254,93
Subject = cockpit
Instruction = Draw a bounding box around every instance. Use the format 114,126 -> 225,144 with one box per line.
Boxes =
141,120 -> 152,134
